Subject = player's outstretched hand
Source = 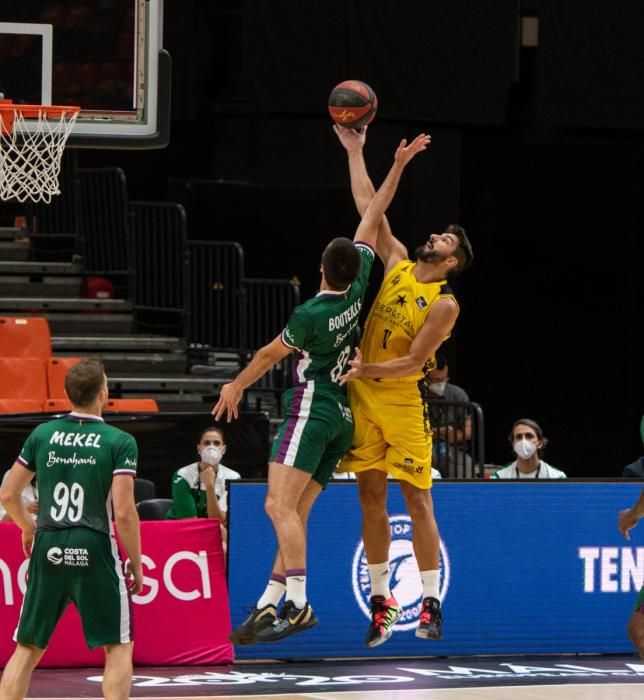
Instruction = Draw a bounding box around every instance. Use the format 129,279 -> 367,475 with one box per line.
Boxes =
618,507 -> 640,540
212,381 -> 243,423
334,124 -> 367,152
338,347 -> 365,385
394,133 -> 431,167
126,561 -> 144,595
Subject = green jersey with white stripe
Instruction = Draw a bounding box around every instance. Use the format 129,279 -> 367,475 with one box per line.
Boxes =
17,412 -> 138,535
281,243 -> 374,387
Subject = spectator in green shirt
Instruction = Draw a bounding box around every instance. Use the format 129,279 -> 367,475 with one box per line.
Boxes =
166,427 -> 241,549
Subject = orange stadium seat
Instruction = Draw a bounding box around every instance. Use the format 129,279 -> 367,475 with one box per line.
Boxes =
43,398 -> 73,412
0,317 -> 52,361
47,357 -> 84,398
0,399 -> 44,414
105,399 -> 159,412
0,358 -> 48,401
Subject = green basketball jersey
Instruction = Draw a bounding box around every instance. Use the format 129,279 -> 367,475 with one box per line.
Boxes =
17,412 -> 138,535
281,243 -> 374,387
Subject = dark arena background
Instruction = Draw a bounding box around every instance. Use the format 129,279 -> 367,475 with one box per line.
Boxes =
0,1 -> 643,699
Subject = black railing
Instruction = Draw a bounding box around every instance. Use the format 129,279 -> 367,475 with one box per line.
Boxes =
427,399 -> 485,478
241,277 -> 301,349
188,240 -> 245,351
129,202 -> 190,338
76,167 -> 130,277
240,277 -> 301,408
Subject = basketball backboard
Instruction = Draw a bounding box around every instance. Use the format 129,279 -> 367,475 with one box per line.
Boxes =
0,0 -> 169,148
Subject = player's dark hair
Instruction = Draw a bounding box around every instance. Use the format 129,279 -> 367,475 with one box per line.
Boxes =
434,352 -> 448,371
321,237 -> 362,290
198,426 -> 225,444
446,224 -> 473,277
508,418 -> 549,457
65,358 -> 106,407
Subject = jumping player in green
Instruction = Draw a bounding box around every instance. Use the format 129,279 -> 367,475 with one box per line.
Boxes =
213,133 -> 431,643
0,359 -> 143,700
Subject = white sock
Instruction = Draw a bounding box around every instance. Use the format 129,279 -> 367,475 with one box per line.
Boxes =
420,569 -> 440,600
368,562 -> 391,598
285,569 -> 307,609
256,575 -> 286,608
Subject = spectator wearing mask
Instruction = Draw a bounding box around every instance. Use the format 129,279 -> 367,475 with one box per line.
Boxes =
492,418 -> 566,479
166,427 -> 241,545
426,354 -> 473,476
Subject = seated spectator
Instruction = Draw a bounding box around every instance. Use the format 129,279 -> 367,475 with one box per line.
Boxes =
427,354 -> 473,477
492,418 -> 566,479
622,415 -> 644,478
166,427 -> 241,547
0,470 -> 37,522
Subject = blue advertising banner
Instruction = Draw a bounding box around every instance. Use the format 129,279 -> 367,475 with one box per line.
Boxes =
227,482 -> 644,660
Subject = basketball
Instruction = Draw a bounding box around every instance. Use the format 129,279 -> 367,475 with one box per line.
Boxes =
328,80 -> 378,129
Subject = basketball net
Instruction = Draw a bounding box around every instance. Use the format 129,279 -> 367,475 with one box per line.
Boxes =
0,102 -> 79,204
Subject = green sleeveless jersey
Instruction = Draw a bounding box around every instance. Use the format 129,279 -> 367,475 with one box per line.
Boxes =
17,412 -> 138,535
281,243 -> 374,387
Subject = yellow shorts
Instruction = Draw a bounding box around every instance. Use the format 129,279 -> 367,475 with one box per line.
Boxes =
338,377 -> 433,489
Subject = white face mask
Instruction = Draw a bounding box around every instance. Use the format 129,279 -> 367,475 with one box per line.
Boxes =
429,381 -> 447,396
513,439 -> 538,460
201,446 -> 222,466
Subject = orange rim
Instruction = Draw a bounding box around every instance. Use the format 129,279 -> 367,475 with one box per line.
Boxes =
0,99 -> 81,136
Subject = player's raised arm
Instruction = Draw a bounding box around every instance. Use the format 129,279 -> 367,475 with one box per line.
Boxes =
335,125 -> 425,271
353,134 -> 430,252
212,335 -> 292,423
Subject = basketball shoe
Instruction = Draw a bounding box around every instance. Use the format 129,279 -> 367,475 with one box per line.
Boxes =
365,595 -> 401,648
229,603 -> 277,645
415,596 -> 442,639
255,600 -> 319,642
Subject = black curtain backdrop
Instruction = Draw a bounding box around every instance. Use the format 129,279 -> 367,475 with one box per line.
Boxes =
246,0 -> 518,124
539,0 -> 644,129
459,134 -> 643,474
38,1 -> 643,478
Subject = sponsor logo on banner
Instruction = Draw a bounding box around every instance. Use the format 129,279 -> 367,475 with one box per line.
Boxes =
578,546 -> 644,592
86,661 -> 644,688
351,514 -> 450,631
3,549 -> 211,605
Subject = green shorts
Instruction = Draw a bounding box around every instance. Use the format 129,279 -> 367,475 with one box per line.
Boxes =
635,586 -> 644,613
270,383 -> 353,487
16,527 -> 133,649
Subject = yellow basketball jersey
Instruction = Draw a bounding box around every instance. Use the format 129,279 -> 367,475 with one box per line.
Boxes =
360,259 -> 458,382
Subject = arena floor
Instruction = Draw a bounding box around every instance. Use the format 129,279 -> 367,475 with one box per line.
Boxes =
24,655 -> 644,699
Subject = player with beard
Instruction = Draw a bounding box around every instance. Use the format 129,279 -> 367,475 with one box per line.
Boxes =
334,125 -> 472,648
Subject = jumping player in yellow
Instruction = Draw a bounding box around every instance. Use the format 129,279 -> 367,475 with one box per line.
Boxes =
334,125 -> 473,647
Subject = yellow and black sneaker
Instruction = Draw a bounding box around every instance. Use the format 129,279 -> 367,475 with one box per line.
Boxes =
255,600 -> 319,642
415,596 -> 443,640
365,595 -> 402,648
229,603 -> 277,645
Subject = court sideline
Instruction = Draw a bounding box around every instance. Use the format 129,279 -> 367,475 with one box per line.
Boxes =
22,655 -> 644,699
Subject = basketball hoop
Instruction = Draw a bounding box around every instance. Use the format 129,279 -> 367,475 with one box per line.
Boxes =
0,99 -> 80,204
